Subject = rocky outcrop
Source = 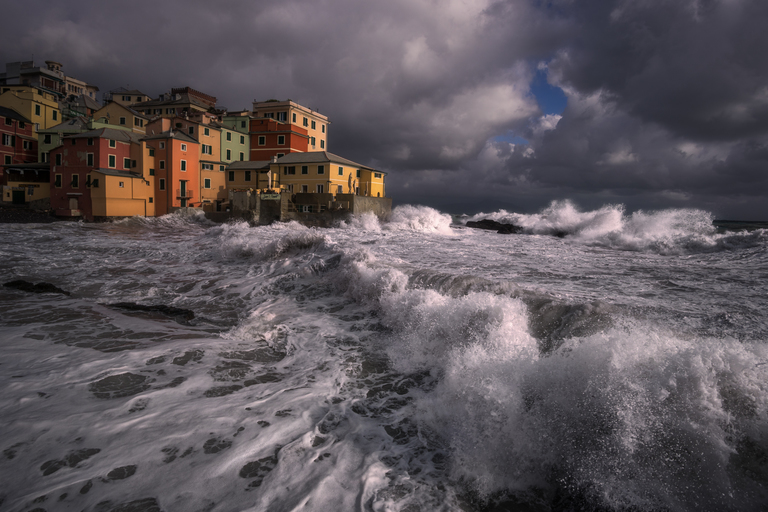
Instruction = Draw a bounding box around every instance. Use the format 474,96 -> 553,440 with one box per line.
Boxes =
109,302 -> 195,322
465,219 -> 523,234
3,280 -> 70,295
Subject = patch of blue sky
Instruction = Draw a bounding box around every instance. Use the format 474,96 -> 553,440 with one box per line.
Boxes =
530,67 -> 567,115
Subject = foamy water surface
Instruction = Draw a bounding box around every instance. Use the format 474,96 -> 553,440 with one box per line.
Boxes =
1,202 -> 767,511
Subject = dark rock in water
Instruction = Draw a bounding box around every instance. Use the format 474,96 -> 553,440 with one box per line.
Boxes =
3,280 -> 70,295
90,373 -> 151,399
40,448 -> 101,476
109,302 -> 195,322
465,219 -> 523,234
203,438 -> 232,454
105,465 -> 137,481
96,497 -> 162,512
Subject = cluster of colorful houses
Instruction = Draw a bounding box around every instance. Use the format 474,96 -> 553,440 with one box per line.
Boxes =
0,60 -> 388,222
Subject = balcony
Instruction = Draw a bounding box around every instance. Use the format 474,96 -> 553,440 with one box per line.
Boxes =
176,189 -> 194,199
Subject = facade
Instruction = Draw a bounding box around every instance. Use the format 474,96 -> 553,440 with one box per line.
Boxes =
221,112 -> 251,134
60,94 -> 102,120
226,160 -> 273,191
0,86 -> 61,134
134,87 -> 217,118
49,128 -> 150,220
92,102 -> 149,134
104,88 -> 151,107
38,118 -> 125,163
269,152 -> 385,198
2,163 -> 50,206
141,130 -> 200,214
221,124 -> 249,164
0,106 -> 37,167
249,118 -> 309,161
0,61 -> 97,99
252,100 -> 328,151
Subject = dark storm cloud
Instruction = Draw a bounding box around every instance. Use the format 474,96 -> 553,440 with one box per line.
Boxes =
2,0 -> 767,218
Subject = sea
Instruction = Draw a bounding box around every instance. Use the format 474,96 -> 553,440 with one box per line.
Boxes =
1,200 -> 767,512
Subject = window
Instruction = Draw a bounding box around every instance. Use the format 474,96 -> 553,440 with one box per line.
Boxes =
317,165 -> 325,175
166,108 -> 175,114
55,154 -> 62,165
277,135 -> 285,145
160,160 -> 165,169
72,174 -> 79,188
1,134 -> 12,146
301,165 -> 308,175
132,160 -> 137,168
71,139 -> 76,145
43,134 -> 52,144
4,118 -> 10,126
356,169 -> 361,178
303,117 -> 308,127
245,171 -> 251,181
4,155 -> 10,164
55,174 -> 62,187
277,112 -> 287,122
181,160 -> 187,171
311,137 -> 316,147
160,142 -> 165,149
109,155 -> 116,167
258,136 -> 265,146
374,173 -> 382,178
202,163 -> 213,170
87,153 -> 94,166
18,122 -> 24,129
86,174 -> 91,187
149,168 -> 155,176
286,184 -> 293,192
226,132 -> 231,141
317,184 -> 324,193
189,127 -> 194,135
239,152 -> 244,161
122,95 -> 131,101
119,117 -> 126,125
124,157 -> 131,169
337,185 -> 343,194
311,120 -> 316,130
159,178 -> 165,190
52,110 -> 57,121
181,144 -> 187,151
109,139 -> 116,148
149,197 -> 153,203
240,135 -> 244,144
338,166 -> 344,176
119,181 -> 124,188
301,185 -> 308,193
284,166 -> 296,175
204,127 -> 210,136
87,138 -> 93,146
226,149 -> 231,160
220,165 -> 225,171
149,148 -> 154,156
135,118 -> 143,127
321,124 -> 325,133
292,113 -> 296,123
321,140 -> 325,149
241,120 -> 246,128
35,105 -> 41,116
155,109 -> 161,115
204,178 -> 211,189
176,123 -> 182,128
228,171 -> 234,181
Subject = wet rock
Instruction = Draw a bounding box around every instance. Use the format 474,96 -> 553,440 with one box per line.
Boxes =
145,356 -> 166,365
172,350 -> 204,366
257,421 -> 270,428
161,447 -> 178,463
3,280 -> 70,295
220,347 -> 286,363
204,385 -> 243,397
203,438 -> 232,454
75,339 -> 140,353
275,409 -> 292,417
465,219 -> 523,234
239,453 -> 278,487
162,377 -> 186,389
210,360 -> 252,381
96,497 -> 162,512
80,480 -> 93,494
40,448 -> 101,476
109,302 -> 195,323
90,373 -> 151,399
243,373 -> 281,386
105,465 -> 137,481
4,442 -> 24,460
128,398 -> 149,413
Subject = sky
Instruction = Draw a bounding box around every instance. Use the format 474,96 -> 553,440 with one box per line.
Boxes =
2,0 -> 767,219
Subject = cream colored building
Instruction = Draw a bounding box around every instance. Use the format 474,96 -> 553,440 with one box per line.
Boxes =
269,152 -> 385,198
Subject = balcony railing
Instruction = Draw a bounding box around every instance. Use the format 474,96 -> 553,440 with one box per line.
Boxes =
176,189 -> 194,199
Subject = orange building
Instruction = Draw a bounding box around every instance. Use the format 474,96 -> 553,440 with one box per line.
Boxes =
141,130 -> 200,214
249,118 -> 309,161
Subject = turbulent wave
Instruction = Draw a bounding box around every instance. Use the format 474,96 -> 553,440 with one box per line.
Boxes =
466,200 -> 767,254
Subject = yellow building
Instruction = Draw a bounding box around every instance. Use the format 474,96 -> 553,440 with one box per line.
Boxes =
252,100 -> 329,151
2,163 -> 50,205
268,152 -> 385,198
92,102 -> 149,134
104,88 -> 150,107
225,160 -> 274,191
90,167 -> 155,218
0,86 -> 61,135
